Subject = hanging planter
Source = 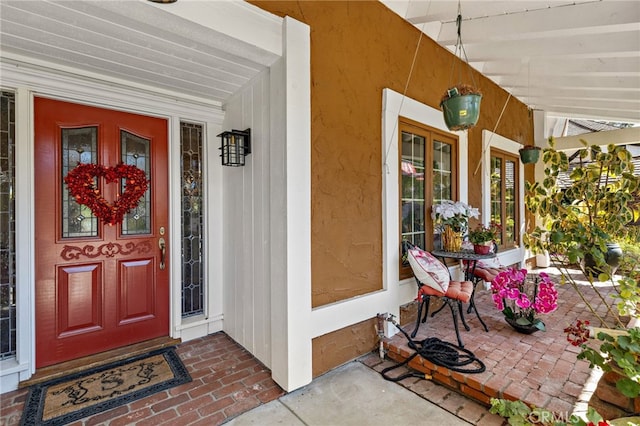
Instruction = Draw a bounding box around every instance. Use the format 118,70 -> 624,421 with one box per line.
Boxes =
441,5 -> 482,132
441,84 -> 482,131
519,145 -> 541,164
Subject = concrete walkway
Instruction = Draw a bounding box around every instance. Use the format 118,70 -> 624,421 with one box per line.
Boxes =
226,361 -> 473,426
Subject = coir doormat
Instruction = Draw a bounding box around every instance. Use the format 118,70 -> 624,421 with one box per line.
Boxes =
20,347 -> 191,425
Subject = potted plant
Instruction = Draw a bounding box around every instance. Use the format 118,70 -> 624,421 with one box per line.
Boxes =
565,320 -> 640,398
440,83 -> 482,131
519,144 -> 542,164
563,320 -> 640,421
524,138 -> 640,329
468,222 -> 501,254
431,200 -> 479,252
490,268 -> 558,333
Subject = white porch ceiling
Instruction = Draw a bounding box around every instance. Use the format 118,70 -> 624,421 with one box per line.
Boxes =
0,0 -> 281,106
0,1 -> 638,123
381,0 -> 640,123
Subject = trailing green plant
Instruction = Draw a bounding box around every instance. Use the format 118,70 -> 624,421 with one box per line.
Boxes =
565,321 -> 640,398
524,138 -> 640,328
489,398 -> 608,425
618,239 -> 640,281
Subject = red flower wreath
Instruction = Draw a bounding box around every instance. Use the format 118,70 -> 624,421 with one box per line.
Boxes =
64,163 -> 149,226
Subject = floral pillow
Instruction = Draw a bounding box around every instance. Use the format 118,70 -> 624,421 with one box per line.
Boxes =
407,248 -> 450,294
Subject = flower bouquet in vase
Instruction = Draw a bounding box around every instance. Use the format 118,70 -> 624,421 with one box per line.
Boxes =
432,200 -> 479,252
491,268 -> 558,333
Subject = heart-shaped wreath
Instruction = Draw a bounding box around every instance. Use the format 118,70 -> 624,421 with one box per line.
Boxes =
64,163 -> 149,226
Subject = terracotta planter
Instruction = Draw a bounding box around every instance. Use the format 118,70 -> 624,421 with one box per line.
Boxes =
590,370 -> 640,420
473,243 -> 491,255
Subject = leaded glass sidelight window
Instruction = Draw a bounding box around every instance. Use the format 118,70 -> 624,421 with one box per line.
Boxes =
181,122 -> 204,317
0,91 -> 16,359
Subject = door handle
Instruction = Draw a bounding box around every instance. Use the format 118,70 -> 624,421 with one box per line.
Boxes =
159,237 -> 166,270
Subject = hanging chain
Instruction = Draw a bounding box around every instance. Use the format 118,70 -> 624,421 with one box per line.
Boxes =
449,0 -> 478,89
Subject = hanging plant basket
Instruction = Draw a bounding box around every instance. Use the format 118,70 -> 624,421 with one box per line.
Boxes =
440,85 -> 482,131
519,145 -> 541,164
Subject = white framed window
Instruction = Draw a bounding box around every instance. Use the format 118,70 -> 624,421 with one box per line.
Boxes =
480,130 -> 525,266
382,88 -> 469,304
399,118 -> 459,279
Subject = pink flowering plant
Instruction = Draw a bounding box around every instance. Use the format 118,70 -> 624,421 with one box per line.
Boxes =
491,268 -> 559,331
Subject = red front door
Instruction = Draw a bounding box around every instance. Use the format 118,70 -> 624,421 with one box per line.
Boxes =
34,97 -> 170,368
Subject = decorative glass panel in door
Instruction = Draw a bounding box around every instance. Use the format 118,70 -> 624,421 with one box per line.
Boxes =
61,127 -> 98,238
121,130 -> 151,235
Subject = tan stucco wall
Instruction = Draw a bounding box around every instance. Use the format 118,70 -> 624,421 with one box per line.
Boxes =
252,1 -> 533,375
311,317 -> 378,377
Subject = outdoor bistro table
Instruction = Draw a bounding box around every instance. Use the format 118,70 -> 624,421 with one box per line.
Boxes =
431,249 -> 497,332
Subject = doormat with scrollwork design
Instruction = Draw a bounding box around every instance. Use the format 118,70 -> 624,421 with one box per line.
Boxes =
20,347 -> 191,425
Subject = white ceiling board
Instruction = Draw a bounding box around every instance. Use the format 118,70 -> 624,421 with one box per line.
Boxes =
434,1 -> 640,44
381,0 -> 640,123
1,0 -> 638,122
0,0 -> 280,105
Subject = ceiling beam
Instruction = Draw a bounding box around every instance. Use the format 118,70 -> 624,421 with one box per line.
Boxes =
508,87 -> 640,103
433,1 -> 640,44
534,104 -> 640,122
457,31 -> 639,60
554,126 -> 640,149
481,57 -> 640,77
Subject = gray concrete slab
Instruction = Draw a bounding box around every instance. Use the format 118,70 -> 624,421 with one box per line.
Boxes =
225,400 -> 304,425
226,361 -> 470,426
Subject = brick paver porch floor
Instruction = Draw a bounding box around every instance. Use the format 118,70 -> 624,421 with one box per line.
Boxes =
0,268 -> 621,425
0,332 -> 285,425
383,267 -> 618,418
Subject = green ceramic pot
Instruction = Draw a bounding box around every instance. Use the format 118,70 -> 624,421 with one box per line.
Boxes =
519,146 -> 541,164
441,94 -> 481,131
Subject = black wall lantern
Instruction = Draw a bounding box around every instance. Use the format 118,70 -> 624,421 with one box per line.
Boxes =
218,128 -> 251,167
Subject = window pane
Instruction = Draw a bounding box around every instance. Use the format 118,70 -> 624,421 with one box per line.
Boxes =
181,122 -> 204,318
121,131 -> 151,235
433,140 -> 452,203
400,131 -> 426,248
62,127 -> 98,238
505,159 -> 517,245
490,155 -> 503,244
